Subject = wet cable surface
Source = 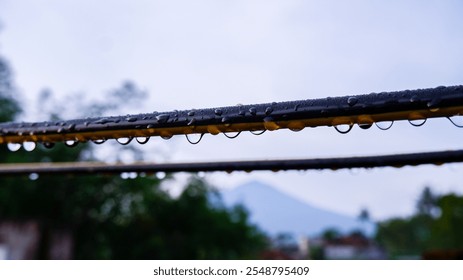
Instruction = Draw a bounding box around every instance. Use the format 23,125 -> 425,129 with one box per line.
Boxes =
1,149 -> 462,176
0,85 -> 462,148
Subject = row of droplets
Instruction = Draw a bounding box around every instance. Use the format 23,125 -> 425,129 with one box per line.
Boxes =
6,115 -> 463,151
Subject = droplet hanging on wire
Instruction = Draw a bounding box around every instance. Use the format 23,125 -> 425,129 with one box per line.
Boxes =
65,140 -> 79,147
223,131 -> 241,139
358,123 -> 373,130
92,139 -> 106,144
23,142 -> 36,152
448,116 -> 463,128
156,171 -> 166,180
29,173 -> 39,181
7,143 -> 21,152
334,124 -> 353,134
185,133 -> 204,144
136,136 -> 150,144
250,130 -> 266,135
116,137 -> 133,145
408,118 -> 427,127
375,121 -> 394,130
42,142 -> 55,149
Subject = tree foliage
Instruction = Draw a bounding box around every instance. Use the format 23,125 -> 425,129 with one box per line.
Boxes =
0,55 -> 266,259
376,187 -> 463,259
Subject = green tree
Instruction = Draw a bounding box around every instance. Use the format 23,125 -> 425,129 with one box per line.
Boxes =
0,53 -> 267,259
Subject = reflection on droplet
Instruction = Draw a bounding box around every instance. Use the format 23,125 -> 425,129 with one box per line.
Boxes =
156,171 -> 166,180
223,131 -> 241,139
120,172 -> 129,180
198,171 -> 206,178
358,123 -> 372,130
7,143 -> 21,152
347,97 -> 358,107
265,107 -> 273,115
187,118 -> 196,126
65,140 -> 79,147
375,121 -> 394,130
185,133 -> 204,144
250,130 -> 266,135
410,95 -> 420,103
116,137 -> 133,145
23,142 -> 36,152
156,114 -> 169,123
334,124 -> 353,134
136,137 -> 150,144
92,139 -> 106,144
448,115 -> 463,128
214,109 -> 223,116
408,119 -> 427,127
43,142 -> 55,149
249,107 -> 257,115
29,173 -> 39,181
129,172 -> 138,179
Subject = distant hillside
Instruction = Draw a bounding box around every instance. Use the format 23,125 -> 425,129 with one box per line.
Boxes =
220,181 -> 375,237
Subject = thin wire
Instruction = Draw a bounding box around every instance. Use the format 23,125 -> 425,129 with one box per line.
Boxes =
1,149 -> 462,176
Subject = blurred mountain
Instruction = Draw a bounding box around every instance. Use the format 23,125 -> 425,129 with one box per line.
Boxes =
220,181 -> 375,237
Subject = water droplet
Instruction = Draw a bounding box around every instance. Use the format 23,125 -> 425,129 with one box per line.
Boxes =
410,95 -> 420,103
129,172 -> 138,179
187,118 -> 196,126
156,171 -> 166,180
92,139 -> 106,144
65,140 -> 79,147
265,107 -> 273,115
347,97 -> 358,106
334,124 -> 353,134
94,118 -> 112,125
358,123 -> 372,130
156,114 -> 169,123
188,110 -> 195,116
294,104 -> 300,111
249,107 -> 257,115
126,116 -> 137,122
214,109 -> 223,116
409,119 -> 427,127
375,121 -> 394,130
448,115 -> 463,128
185,133 -> 204,144
42,142 -> 55,149
67,123 -> 76,131
120,172 -> 130,180
207,125 -> 221,135
238,110 -> 246,116
198,171 -> 206,178
136,136 -> 150,144
427,97 -> 441,111
7,143 -> 21,152
160,132 -> 173,140
23,142 -> 36,152
287,121 -> 305,132
250,130 -> 266,135
263,117 -> 279,130
223,131 -> 241,139
29,173 -> 39,181
116,137 -> 133,145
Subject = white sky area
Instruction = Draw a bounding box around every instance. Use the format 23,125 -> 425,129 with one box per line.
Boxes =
1,0 -> 463,220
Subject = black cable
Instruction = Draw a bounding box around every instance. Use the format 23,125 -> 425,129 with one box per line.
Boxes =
0,149 -> 462,176
0,85 -> 462,145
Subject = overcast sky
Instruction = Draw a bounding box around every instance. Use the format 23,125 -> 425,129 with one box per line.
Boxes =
1,0 -> 463,220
